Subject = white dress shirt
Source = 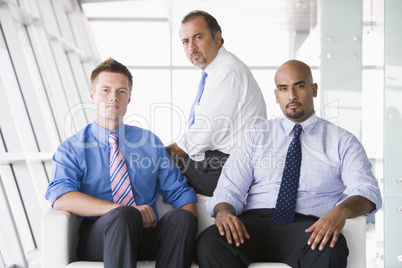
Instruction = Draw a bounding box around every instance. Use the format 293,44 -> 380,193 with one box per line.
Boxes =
177,46 -> 267,161
206,113 -> 382,218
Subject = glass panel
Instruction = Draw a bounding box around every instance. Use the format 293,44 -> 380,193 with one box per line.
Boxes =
362,69 -> 383,157
251,69 -> 281,118
171,19 -> 290,66
82,0 -> 168,18
89,21 -> 170,66
225,31 -> 290,67
16,22 -> 59,153
384,0 -> 402,266
0,26 -> 38,255
171,69 -> 199,143
320,0 -> 363,139
126,69 -> 171,144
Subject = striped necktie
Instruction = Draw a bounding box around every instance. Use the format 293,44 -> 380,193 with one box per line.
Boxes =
109,132 -> 136,206
272,124 -> 302,225
188,70 -> 208,127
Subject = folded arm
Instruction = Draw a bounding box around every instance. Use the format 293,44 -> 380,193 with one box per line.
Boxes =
53,191 -> 157,228
53,191 -> 121,217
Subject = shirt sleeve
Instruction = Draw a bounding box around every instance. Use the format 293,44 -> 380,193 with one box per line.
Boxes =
205,130 -> 255,217
154,135 -> 197,208
339,133 -> 382,216
44,142 -> 83,206
177,69 -> 244,161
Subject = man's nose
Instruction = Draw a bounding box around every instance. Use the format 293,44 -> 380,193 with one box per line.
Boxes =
110,91 -> 118,101
189,40 -> 197,50
288,88 -> 297,100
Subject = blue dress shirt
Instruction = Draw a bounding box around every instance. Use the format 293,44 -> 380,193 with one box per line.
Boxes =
45,123 -> 197,221
206,114 -> 382,218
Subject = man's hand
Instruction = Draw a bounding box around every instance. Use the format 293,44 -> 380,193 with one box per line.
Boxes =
214,203 -> 250,247
166,143 -> 188,158
305,195 -> 376,251
305,206 -> 346,251
135,205 -> 157,228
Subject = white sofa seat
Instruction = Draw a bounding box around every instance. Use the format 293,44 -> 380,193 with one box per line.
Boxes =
42,194 -> 366,268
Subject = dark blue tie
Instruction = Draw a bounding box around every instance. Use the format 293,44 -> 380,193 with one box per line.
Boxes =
272,124 -> 302,225
188,71 -> 208,127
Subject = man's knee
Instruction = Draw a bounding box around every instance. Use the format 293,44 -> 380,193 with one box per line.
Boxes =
196,225 -> 222,259
163,209 -> 197,232
300,233 -> 349,267
106,206 -> 142,230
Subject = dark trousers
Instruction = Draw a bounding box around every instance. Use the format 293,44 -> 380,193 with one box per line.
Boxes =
174,150 -> 229,196
196,209 -> 349,268
77,206 -> 197,268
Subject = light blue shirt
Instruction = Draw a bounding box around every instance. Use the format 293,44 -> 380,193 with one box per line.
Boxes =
45,123 -> 197,221
206,114 -> 382,218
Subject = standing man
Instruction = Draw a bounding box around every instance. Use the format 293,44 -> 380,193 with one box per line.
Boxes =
45,58 -> 198,268
196,60 -> 382,267
166,10 -> 267,196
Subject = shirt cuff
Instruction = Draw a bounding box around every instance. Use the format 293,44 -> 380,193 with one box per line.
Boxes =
205,191 -> 244,217
170,188 -> 198,209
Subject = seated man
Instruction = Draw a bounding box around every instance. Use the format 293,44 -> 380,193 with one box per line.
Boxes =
196,60 -> 382,268
45,58 -> 198,268
166,10 -> 267,196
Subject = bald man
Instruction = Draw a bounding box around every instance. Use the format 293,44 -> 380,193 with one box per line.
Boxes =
196,60 -> 382,268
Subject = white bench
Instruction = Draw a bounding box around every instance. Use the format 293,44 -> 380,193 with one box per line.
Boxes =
41,194 -> 366,268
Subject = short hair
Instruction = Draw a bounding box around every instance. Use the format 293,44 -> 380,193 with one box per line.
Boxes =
181,10 -> 224,44
90,58 -> 133,92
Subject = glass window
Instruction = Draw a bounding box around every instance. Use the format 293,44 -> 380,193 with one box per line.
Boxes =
89,21 -> 171,66
126,69 -> 172,143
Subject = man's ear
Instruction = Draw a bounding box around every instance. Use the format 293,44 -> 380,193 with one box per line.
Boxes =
274,89 -> 279,103
90,89 -> 95,100
215,31 -> 222,47
312,83 -> 318,98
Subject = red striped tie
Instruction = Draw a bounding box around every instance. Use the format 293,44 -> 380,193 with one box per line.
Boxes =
109,132 -> 136,206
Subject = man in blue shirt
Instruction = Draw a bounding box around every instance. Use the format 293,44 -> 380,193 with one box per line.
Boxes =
45,58 -> 198,268
196,60 -> 382,267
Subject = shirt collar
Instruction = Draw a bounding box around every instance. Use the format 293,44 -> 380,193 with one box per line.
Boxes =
91,122 -> 125,146
204,46 -> 227,75
281,112 -> 318,136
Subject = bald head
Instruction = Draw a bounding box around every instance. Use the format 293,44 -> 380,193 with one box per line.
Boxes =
274,60 -> 317,124
275,60 -> 313,87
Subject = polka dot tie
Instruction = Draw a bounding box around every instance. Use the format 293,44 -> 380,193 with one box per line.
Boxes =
272,124 -> 302,225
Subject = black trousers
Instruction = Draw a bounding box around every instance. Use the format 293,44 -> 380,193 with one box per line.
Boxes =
77,206 -> 197,268
196,209 -> 349,268
173,150 -> 229,196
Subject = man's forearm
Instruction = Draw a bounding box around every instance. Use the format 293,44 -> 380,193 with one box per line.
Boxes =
53,191 -> 121,217
166,143 -> 188,157
214,202 -> 236,217
336,195 -> 376,219
181,201 -> 198,219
